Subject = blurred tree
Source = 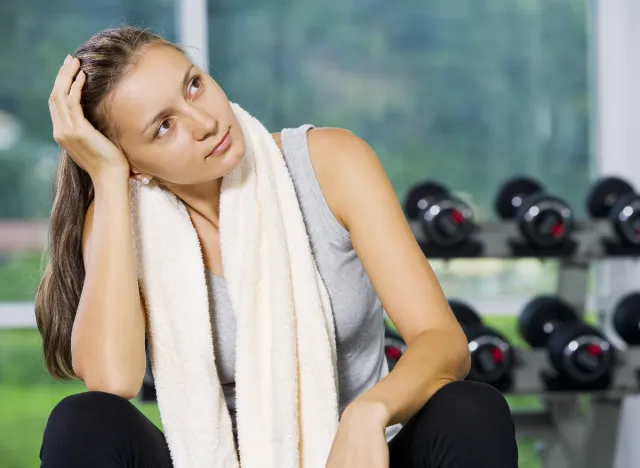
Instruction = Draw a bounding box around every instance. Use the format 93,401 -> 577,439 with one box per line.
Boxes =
0,0 -> 175,218
0,0 -> 590,222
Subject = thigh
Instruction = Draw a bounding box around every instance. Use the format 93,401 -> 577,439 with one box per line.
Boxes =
387,406 -> 427,468
41,391 -> 173,468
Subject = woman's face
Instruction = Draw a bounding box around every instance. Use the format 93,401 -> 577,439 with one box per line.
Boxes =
107,44 -> 246,186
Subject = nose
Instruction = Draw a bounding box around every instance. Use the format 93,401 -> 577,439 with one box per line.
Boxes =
189,107 -> 217,141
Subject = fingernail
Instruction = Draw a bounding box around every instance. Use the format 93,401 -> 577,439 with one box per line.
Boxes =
64,55 -> 71,64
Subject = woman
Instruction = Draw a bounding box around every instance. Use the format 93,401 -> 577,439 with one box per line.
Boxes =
36,26 -> 518,467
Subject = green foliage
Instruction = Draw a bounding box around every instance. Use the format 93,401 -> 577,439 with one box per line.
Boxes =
0,0 -> 176,219
0,252 -> 44,301
0,329 -> 50,386
0,329 -> 162,468
0,0 -> 590,221
210,0 -> 590,220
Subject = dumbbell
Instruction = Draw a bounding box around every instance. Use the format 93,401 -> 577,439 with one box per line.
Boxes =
612,292 -> 640,346
519,296 -> 615,388
384,322 -> 406,371
495,176 -> 574,248
586,176 -> 640,247
404,181 -> 475,248
449,300 -> 514,389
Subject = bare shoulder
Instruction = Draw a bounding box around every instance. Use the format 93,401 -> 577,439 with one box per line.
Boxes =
271,127 -> 384,230
306,126 -> 370,156
271,132 -> 282,151
305,127 -> 387,230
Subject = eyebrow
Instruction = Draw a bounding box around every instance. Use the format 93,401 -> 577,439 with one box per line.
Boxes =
140,64 -> 195,136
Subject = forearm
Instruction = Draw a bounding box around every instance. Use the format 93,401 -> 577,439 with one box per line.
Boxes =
72,175 -> 146,397
350,327 -> 470,428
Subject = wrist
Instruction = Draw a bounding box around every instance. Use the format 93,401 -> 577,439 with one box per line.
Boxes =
91,169 -> 130,191
343,398 -> 390,430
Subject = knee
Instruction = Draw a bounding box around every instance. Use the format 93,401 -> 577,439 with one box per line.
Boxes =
47,390 -> 138,430
41,391 -> 142,455
410,380 -> 518,467
419,380 -> 516,439
430,380 -> 513,422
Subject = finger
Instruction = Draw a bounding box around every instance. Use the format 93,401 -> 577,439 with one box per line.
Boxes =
49,97 -> 85,170
52,55 -> 80,97
48,97 -> 64,141
48,98 -> 61,134
50,56 -> 81,123
67,70 -> 87,125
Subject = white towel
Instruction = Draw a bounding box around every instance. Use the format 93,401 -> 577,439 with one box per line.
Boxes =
129,103 -> 340,468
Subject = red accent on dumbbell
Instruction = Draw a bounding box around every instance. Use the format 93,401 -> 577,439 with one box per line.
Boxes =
491,347 -> 505,363
450,210 -> 464,224
585,343 -> 601,356
551,222 -> 565,238
385,347 -> 402,360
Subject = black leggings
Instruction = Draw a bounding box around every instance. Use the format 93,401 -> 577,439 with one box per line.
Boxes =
40,380 -> 518,467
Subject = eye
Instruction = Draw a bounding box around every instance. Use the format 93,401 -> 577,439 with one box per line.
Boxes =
188,76 -> 203,98
156,119 -> 172,138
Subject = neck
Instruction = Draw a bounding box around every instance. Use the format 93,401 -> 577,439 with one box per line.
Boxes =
168,178 -> 223,227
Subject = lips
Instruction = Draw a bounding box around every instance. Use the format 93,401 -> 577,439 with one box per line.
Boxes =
206,129 -> 231,158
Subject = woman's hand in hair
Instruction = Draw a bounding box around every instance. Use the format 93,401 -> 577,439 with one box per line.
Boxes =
49,55 -> 129,181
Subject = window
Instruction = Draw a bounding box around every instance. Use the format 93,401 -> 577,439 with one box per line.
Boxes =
207,4 -> 591,465
0,3 -> 175,466
206,0 -> 591,304
0,1 -> 176,301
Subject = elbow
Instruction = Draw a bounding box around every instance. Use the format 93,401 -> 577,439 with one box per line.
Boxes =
449,327 -> 472,381
457,344 -> 472,380
413,326 -> 471,381
83,375 -> 143,401
74,358 -> 143,401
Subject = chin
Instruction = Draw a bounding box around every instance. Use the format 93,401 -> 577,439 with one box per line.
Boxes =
230,126 -> 246,156
214,141 -> 245,179
226,132 -> 246,166
232,139 -> 246,161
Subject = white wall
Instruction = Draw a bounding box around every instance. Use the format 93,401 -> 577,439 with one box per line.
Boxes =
595,0 -> 640,467
177,0 -> 209,72
594,0 -> 640,342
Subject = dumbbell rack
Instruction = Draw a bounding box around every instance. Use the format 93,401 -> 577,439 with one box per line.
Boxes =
410,219 -> 640,468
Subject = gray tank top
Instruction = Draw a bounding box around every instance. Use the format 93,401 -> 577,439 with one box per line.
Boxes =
206,124 -> 402,441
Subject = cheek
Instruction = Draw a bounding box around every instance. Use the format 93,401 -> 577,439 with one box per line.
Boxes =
137,137 -> 196,179
206,81 -> 234,116
207,78 -> 228,100
162,134 -> 198,171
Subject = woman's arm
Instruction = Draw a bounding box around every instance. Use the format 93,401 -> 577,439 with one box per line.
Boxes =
307,128 -> 471,428
73,176 -> 148,400
48,56 -> 147,399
